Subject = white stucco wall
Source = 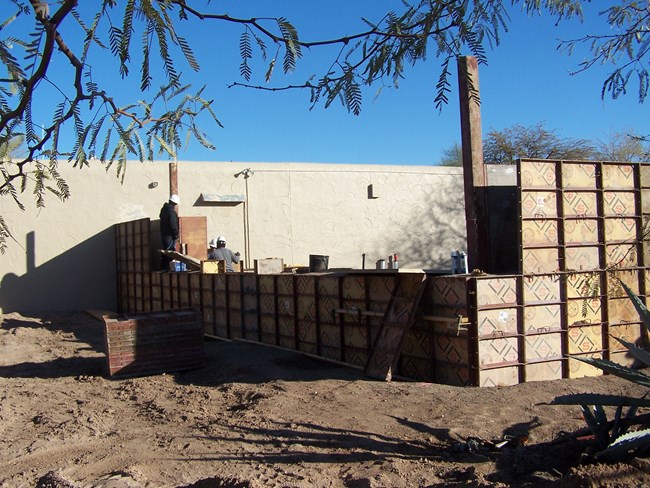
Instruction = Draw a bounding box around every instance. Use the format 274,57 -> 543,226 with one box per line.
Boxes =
0,160 -> 485,313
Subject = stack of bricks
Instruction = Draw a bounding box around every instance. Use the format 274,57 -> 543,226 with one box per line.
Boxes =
103,309 -> 205,378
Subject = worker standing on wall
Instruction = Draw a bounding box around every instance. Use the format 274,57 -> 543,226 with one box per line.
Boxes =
208,236 -> 240,272
159,194 -> 180,271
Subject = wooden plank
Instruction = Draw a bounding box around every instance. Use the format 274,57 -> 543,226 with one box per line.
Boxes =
364,273 -> 427,381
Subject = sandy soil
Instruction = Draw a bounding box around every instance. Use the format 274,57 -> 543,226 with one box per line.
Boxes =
0,311 -> 649,488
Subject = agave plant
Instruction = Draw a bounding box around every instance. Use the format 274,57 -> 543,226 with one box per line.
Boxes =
552,280 -> 650,462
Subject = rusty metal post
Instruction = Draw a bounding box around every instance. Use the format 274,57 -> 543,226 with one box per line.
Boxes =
457,56 -> 489,272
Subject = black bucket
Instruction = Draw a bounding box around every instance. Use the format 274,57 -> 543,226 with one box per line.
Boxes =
309,254 -> 329,272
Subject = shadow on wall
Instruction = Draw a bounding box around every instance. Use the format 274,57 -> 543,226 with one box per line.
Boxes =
382,187 -> 466,270
0,227 -> 116,313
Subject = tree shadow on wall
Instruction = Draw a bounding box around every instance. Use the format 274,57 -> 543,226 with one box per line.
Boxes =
0,227 -> 117,314
380,185 -> 467,270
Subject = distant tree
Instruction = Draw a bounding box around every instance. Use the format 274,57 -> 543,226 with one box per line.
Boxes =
438,143 -> 463,167
483,123 -> 595,164
595,129 -> 650,162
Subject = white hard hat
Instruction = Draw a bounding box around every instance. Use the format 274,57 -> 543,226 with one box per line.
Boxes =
217,236 -> 226,243
169,194 -> 180,204
209,238 -> 219,248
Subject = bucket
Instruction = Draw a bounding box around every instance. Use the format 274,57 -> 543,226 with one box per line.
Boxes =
309,254 -> 329,272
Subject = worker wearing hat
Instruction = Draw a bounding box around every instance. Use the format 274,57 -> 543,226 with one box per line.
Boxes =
159,194 -> 180,271
208,236 -> 241,272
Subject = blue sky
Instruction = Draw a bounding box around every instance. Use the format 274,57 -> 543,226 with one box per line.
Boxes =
10,1 -> 649,166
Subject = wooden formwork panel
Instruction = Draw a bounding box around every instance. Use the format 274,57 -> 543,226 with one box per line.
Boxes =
319,324 -> 341,354
150,273 -> 162,311
435,363 -> 471,387
603,163 -> 636,187
343,322 -> 370,350
604,191 -> 636,216
368,275 -> 395,302
606,243 -> 639,267
228,274 -> 242,293
565,246 -> 600,271
342,275 -> 365,300
400,328 -> 432,360
297,321 -> 317,353
229,310 -> 243,339
564,219 -> 599,244
568,324 -> 602,354
318,294 -> 338,323
260,294 -> 275,316
525,361 -> 563,383
522,248 -> 560,274
277,294 -> 295,317
213,274 -> 227,293
258,275 -> 275,293
276,275 -> 294,295
433,332 -> 469,366
476,277 -> 517,306
520,160 -> 557,188
428,276 -> 467,306
605,217 -> 638,241
523,274 -> 561,303
343,347 -> 368,368
478,337 -> 518,367
521,191 -> 558,219
479,367 -> 519,387
242,311 -> 259,341
399,356 -> 432,382
178,274 -> 191,309
317,275 -> 339,296
567,297 -> 602,326
142,273 -> 151,312
569,352 -> 603,378
189,274 -> 201,308
525,333 -> 562,361
562,162 -> 597,188
214,309 -> 227,338
563,191 -> 598,216
522,220 -> 559,247
477,308 -> 518,337
523,304 -> 562,333
608,298 -> 640,324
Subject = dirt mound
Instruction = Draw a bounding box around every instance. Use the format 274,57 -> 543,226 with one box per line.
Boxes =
0,311 -> 648,487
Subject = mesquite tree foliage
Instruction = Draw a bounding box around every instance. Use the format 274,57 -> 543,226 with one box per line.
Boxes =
1,1 -> 644,252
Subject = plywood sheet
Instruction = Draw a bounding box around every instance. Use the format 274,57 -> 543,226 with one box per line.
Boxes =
520,160 -> 557,188
525,361 -> 563,382
342,275 -> 366,300
524,304 -> 562,333
604,191 -> 636,216
522,220 -> 559,246
568,325 -> 602,353
567,297 -> 602,326
478,337 -> 519,367
477,308 -> 518,337
563,192 -> 597,216
603,163 -> 636,188
521,191 -> 558,219
476,277 -> 517,306
523,274 -> 561,303
479,366 -> 519,387
568,352 -> 603,378
564,219 -> 599,244
429,276 -> 467,306
562,162 -> 597,188
605,217 -> 638,242
606,243 -> 639,268
522,248 -> 559,274
565,246 -> 600,271
525,333 -> 562,361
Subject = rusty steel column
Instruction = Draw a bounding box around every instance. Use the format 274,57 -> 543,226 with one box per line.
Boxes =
457,56 -> 489,272
169,161 -> 178,197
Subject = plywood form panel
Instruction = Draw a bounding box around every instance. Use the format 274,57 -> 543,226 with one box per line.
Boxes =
569,352 -> 603,378
604,191 -> 636,217
605,217 -> 638,242
565,246 -> 600,272
214,309 -> 227,338
521,220 -> 559,247
479,366 -> 519,387
477,308 -> 518,337
564,219 -> 599,244
520,161 -> 557,188
567,298 -> 602,326
428,276 -> 467,306
521,191 -> 558,219
523,248 -> 560,274
524,304 -> 562,333
603,163 -> 636,188
478,336 -> 519,367
563,192 -> 598,217
568,325 -> 602,354
562,162 -> 597,188
150,272 -> 162,311
476,277 -> 517,306
178,216 -> 207,261
525,333 -> 562,361
522,274 -> 561,304
606,243 -> 639,268
525,361 -> 563,382
435,364 -> 471,386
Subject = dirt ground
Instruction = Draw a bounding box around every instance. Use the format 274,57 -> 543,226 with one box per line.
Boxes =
1,311 -> 649,488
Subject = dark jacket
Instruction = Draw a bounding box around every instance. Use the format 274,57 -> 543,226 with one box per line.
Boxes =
159,202 -> 179,239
